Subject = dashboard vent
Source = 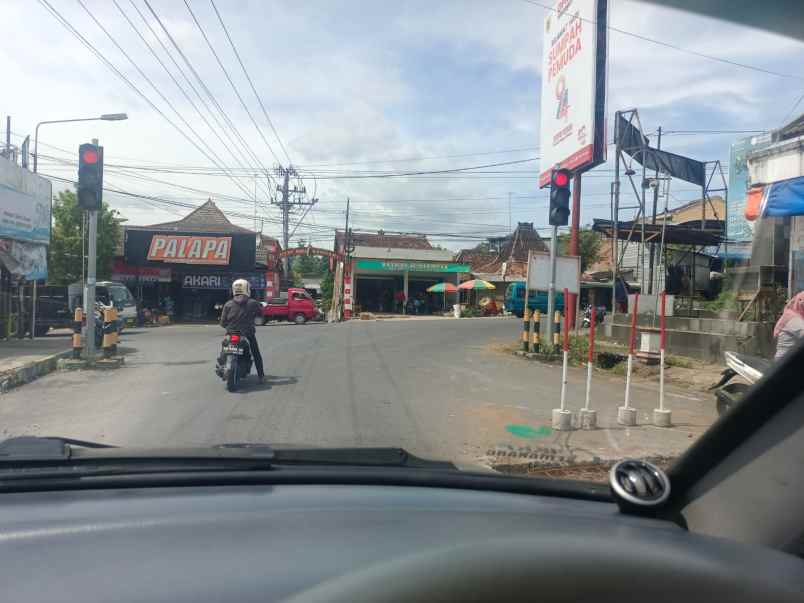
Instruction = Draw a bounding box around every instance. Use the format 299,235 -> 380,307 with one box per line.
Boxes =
609,459 -> 670,508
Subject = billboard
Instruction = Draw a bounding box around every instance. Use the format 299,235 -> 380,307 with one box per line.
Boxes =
0,157 -> 51,244
526,251 -> 580,294
146,235 -> 232,265
728,134 -> 773,242
539,0 -> 608,187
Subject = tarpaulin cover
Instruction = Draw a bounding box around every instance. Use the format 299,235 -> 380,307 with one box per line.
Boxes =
616,114 -> 706,186
746,176 -> 804,220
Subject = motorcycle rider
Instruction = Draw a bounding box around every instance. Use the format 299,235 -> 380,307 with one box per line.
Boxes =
220,278 -> 265,383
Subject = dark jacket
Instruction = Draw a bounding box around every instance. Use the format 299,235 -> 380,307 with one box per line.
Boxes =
220,294 -> 261,337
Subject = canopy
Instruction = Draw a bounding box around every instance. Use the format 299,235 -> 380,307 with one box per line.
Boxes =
745,176 -> 804,220
458,279 -> 496,291
592,219 -> 723,246
426,282 -> 458,293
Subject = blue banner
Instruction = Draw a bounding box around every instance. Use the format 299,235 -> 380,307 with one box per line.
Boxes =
762,176 -> 804,218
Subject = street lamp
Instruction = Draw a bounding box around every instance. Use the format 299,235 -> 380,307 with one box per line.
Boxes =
33,113 -> 128,173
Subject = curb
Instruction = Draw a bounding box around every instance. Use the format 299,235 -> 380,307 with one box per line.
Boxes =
0,349 -> 73,394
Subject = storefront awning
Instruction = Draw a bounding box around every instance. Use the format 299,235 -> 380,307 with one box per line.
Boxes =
355,259 -> 470,273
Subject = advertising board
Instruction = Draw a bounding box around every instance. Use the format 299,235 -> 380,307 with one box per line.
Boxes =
0,158 -> 51,244
539,0 -> 608,186
728,134 -> 773,242
527,252 -> 580,294
147,235 -> 232,265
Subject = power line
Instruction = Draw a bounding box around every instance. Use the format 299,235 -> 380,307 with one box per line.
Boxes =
209,0 -> 293,166
297,146 -> 541,167
521,0 -> 804,81
141,0 -> 278,191
118,0 -> 274,199
181,0 -> 284,167
37,0 -> 259,204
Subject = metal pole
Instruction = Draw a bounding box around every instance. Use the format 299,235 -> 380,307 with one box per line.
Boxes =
647,127 -> 661,294
612,112 -> 621,321
4,116 -> 10,160
33,122 -> 41,173
84,138 -> 99,362
546,225 -> 558,349
30,281 -> 37,339
569,173 -> 581,329
281,170 -> 290,277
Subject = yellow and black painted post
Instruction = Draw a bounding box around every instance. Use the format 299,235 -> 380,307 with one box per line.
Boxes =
521,307 -> 531,351
553,310 -> 561,352
101,307 -> 119,358
72,307 -> 83,359
531,309 -> 541,353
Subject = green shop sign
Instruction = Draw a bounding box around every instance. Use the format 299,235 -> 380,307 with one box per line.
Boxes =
355,259 -> 470,273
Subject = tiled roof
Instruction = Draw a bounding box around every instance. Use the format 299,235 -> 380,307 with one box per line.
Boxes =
128,200 -> 255,234
335,229 -> 432,252
456,223 -> 547,277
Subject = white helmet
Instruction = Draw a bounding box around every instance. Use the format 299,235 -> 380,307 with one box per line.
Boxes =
232,278 -> 250,297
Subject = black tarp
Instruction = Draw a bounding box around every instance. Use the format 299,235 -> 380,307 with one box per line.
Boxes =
616,113 -> 706,186
592,219 -> 722,246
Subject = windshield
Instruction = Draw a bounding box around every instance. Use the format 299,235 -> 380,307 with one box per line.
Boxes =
1,1 -> 802,483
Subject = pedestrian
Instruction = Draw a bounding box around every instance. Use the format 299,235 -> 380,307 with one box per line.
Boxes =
219,278 -> 265,383
394,290 -> 406,313
773,291 -> 804,360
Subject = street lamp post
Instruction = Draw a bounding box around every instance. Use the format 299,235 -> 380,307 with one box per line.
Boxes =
33,113 -> 127,173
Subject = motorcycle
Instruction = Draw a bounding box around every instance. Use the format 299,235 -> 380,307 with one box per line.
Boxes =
709,351 -> 770,416
215,332 -> 253,392
581,305 -> 606,328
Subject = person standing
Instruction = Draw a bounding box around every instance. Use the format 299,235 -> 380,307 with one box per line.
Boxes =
394,289 -> 406,313
773,291 -> 804,360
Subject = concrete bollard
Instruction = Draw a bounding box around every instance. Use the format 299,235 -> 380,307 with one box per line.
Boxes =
102,307 -> 119,358
521,307 -> 530,352
552,408 -> 573,431
531,309 -> 541,353
653,408 -> 672,427
579,408 -> 597,430
618,406 -> 637,426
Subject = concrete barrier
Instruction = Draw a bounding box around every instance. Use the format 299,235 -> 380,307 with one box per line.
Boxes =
0,350 -> 73,393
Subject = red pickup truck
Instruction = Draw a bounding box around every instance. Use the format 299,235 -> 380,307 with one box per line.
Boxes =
256,288 -> 319,325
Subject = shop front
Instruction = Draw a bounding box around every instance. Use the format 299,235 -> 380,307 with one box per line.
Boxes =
122,201 -> 259,321
352,258 -> 470,314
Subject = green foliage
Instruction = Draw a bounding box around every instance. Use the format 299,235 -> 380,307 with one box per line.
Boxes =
558,229 -> 601,273
48,190 -> 120,286
320,268 -> 334,309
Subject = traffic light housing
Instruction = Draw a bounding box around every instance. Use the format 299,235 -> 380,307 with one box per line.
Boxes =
77,143 -> 103,210
549,168 -> 571,226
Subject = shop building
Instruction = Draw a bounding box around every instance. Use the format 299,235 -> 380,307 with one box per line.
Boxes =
335,230 -> 470,314
119,200 -> 270,321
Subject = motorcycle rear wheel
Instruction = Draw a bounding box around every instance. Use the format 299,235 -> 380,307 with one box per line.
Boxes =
225,356 -> 239,392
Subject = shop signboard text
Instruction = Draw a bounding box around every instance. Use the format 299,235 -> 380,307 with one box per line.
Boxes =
147,235 -> 231,265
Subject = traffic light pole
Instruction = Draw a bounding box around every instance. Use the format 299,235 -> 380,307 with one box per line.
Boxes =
83,137 -> 99,363
546,224 -> 558,351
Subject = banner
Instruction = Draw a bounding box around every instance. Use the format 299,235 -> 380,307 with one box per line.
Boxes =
539,0 -> 608,186
0,159 -> 51,244
0,238 -> 47,280
147,235 -> 231,265
182,273 -> 266,290
111,259 -> 171,283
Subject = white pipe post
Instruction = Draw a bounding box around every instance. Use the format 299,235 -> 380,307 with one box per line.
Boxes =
552,297 -> 573,430
653,291 -> 672,427
560,350 -> 568,411
618,293 -> 639,426
659,349 -> 665,411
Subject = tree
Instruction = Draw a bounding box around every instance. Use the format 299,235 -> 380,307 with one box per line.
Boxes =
320,267 -> 335,309
558,229 -> 601,273
48,190 -> 121,285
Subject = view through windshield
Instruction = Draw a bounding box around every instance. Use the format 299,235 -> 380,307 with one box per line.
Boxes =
1,0 -> 803,481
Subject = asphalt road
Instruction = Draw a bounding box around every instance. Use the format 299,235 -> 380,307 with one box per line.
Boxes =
0,318 -> 717,467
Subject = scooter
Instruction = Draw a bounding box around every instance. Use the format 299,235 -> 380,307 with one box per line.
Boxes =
709,351 -> 770,416
581,305 -> 606,328
215,331 -> 253,392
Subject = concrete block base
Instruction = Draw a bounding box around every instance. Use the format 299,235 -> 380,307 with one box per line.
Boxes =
552,409 -> 573,431
579,409 -> 598,430
618,406 -> 637,426
58,358 -> 88,371
94,357 -> 125,370
653,408 -> 672,427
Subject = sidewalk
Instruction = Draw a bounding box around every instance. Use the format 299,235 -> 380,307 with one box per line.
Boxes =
0,330 -> 73,392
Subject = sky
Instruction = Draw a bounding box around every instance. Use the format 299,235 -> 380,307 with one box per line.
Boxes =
3,0 -> 804,251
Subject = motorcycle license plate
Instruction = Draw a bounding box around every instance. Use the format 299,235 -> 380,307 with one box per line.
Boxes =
223,345 -> 244,355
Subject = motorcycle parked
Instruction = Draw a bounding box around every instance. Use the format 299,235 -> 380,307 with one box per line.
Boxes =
215,332 -> 253,392
581,305 -> 606,328
709,351 -> 770,416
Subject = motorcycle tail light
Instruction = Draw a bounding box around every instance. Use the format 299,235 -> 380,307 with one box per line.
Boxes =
229,334 -> 240,343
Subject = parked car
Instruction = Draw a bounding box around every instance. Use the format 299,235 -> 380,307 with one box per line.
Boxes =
504,282 -> 565,318
256,287 -> 317,325
34,285 -> 73,336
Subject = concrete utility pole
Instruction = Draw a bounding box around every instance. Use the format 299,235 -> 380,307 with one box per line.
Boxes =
84,138 -> 100,362
273,166 -> 315,279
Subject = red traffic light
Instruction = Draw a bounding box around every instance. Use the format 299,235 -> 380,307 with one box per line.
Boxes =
552,169 -> 570,187
81,148 -> 99,164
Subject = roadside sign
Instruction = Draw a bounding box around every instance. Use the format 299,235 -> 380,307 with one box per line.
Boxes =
527,252 -> 580,294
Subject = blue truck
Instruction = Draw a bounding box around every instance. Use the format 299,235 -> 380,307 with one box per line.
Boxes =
504,282 -> 565,317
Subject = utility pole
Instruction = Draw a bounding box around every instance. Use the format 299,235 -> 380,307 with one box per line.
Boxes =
508,192 -> 512,234
647,126 -> 662,294
84,137 -> 100,362
272,166 -> 315,280
342,198 -> 351,319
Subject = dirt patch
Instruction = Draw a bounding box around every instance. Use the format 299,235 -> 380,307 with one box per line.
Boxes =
493,456 -> 676,483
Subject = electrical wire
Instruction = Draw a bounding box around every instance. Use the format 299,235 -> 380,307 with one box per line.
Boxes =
209,0 -> 292,166
521,0 -> 804,81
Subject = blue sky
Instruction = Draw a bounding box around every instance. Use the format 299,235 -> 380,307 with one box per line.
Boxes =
3,0 -> 804,249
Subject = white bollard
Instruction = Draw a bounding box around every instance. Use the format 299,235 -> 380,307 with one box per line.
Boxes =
552,350 -> 573,430
618,354 -> 637,426
580,361 -> 597,429
653,348 -> 672,427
